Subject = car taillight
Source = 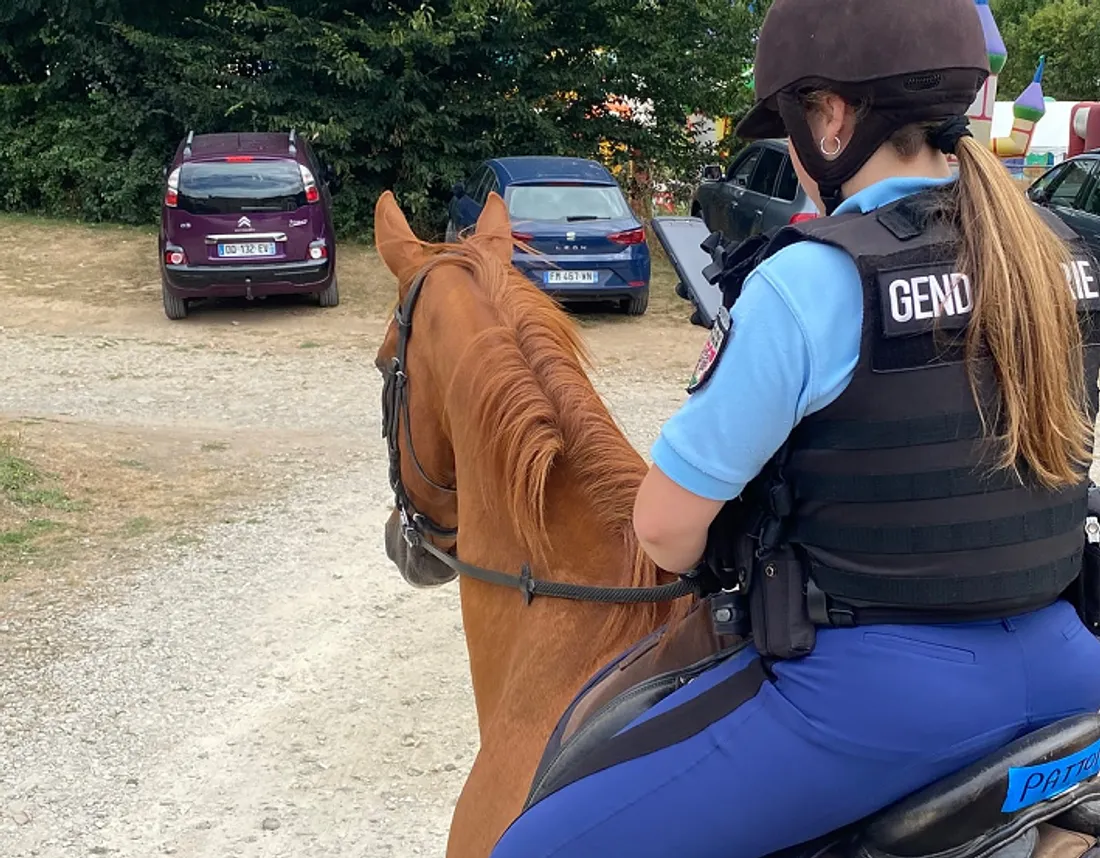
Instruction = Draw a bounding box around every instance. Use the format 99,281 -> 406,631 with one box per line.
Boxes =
512,231 -> 534,242
225,155 -> 253,163
164,248 -> 186,266
789,212 -> 818,224
299,164 -> 320,204
309,239 -> 328,260
608,227 -> 646,246
164,167 -> 181,208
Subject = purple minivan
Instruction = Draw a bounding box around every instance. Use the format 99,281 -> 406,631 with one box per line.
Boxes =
158,130 -> 340,320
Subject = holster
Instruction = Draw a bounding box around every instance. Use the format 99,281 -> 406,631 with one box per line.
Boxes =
742,536 -> 817,660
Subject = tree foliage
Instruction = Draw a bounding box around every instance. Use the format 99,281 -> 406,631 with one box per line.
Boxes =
991,0 -> 1100,103
0,0 -> 761,235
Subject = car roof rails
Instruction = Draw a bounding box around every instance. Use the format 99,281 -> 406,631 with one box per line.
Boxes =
183,130 -> 194,160
288,128 -> 297,157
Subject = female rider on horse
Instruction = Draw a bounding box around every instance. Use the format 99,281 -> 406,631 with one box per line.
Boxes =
490,0 -> 1100,855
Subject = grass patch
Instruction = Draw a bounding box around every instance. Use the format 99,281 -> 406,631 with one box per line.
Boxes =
200,441 -> 228,453
122,516 -> 155,538
0,438 -> 75,509
0,421 -> 268,593
299,340 -> 321,349
0,437 -> 79,570
0,518 -> 61,546
0,519 -> 63,569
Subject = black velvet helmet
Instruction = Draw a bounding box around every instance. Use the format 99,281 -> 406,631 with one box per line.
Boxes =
736,0 -> 991,212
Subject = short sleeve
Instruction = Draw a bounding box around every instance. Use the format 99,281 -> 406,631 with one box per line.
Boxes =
651,241 -> 863,501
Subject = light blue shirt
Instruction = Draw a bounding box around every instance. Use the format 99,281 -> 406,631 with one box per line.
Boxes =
652,175 -> 957,501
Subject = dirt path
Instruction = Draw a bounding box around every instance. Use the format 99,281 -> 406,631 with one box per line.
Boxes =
0,215 -> 705,856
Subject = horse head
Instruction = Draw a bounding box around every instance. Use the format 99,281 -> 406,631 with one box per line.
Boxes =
373,190 -> 515,588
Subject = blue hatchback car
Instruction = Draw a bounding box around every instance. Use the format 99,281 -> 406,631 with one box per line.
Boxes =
446,156 -> 651,315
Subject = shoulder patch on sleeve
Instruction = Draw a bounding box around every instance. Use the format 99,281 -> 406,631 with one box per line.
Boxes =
687,305 -> 733,393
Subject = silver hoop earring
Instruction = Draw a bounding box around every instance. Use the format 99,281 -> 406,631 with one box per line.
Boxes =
820,136 -> 842,157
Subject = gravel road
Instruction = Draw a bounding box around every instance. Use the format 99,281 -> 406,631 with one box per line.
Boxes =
0,318 -> 697,858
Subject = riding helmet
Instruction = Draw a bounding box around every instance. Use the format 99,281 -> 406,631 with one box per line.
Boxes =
736,0 -> 991,211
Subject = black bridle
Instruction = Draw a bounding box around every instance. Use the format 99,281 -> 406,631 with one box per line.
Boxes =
380,261 -> 695,606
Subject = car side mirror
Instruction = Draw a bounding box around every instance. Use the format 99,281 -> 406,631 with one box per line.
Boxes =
701,164 -> 723,182
452,182 -> 466,199
1028,186 -> 1050,204
161,165 -> 169,181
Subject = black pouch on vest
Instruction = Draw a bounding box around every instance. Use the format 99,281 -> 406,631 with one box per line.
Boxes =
748,544 -> 817,660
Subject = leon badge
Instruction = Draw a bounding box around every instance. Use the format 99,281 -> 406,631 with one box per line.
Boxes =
687,305 -> 732,393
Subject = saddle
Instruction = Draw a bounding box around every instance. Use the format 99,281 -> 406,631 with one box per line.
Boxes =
526,596 -> 743,808
524,598 -> 1100,858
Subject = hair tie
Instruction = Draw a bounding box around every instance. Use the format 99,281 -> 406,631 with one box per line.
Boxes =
928,116 -> 973,155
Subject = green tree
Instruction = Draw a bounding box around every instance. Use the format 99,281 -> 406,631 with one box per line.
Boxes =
991,0 -> 1100,102
0,0 -> 762,235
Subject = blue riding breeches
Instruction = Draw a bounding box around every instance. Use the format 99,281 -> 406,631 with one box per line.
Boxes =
489,599 -> 1100,858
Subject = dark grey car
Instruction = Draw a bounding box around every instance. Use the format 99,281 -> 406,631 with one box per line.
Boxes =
690,139 -> 818,244
1027,152 -> 1100,259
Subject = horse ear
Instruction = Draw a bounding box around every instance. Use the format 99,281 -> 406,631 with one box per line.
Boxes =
374,190 -> 429,285
474,191 -> 514,266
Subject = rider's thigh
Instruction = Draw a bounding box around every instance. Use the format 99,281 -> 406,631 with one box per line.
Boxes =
489,604 -> 1100,858
489,675 -> 1018,858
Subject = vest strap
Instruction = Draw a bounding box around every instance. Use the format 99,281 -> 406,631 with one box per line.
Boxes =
793,465 -> 1022,504
791,497 -> 1086,555
808,552 -> 1082,610
795,412 -> 984,451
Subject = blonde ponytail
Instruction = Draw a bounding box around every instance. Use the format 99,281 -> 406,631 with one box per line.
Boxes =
950,135 -> 1095,488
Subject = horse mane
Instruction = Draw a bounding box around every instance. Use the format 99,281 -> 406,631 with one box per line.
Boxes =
414,236 -> 671,647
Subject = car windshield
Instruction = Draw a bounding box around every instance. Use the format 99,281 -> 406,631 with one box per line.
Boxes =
506,183 -> 632,222
177,159 -> 306,215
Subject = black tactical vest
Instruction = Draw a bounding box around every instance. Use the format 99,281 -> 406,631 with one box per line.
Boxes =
710,186 -> 1100,625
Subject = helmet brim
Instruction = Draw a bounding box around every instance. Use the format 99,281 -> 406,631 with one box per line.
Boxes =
734,100 -> 787,140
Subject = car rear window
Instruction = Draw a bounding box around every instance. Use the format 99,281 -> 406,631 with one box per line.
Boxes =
506,183 -> 633,221
177,159 -> 306,215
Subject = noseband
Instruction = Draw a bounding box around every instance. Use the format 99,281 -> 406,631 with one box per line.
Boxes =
381,259 -> 694,606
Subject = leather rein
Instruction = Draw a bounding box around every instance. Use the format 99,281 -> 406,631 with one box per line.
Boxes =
381,260 -> 695,606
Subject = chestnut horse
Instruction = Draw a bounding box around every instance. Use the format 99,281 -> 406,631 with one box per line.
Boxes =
373,190 -> 688,856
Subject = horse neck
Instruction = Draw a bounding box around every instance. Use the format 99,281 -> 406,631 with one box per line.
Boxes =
454,451 -> 662,736
418,262 -> 669,735
441,363 -> 666,738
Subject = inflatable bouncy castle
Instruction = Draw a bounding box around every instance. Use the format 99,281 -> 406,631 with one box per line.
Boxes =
1069,103 -> 1100,157
965,0 -> 1100,178
965,0 -> 1048,162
